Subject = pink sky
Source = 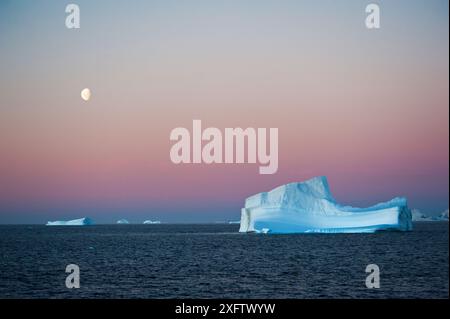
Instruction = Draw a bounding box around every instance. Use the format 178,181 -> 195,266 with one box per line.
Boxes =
0,0 -> 448,222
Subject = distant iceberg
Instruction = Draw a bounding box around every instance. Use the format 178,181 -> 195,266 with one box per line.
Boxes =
143,220 -> 161,224
440,209 -> 449,221
228,221 -> 241,224
239,176 -> 412,234
117,219 -> 130,224
411,208 -> 449,222
46,217 -> 93,226
411,209 -> 431,221
411,209 -> 435,222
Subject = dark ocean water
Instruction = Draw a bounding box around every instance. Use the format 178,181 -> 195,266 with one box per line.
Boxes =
0,223 -> 448,299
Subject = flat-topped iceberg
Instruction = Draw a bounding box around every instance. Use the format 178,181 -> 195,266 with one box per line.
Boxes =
143,220 -> 161,224
46,217 -> 94,226
239,176 -> 412,234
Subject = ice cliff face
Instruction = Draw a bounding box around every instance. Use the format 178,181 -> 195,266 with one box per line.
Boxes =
239,176 -> 412,234
46,217 -> 94,226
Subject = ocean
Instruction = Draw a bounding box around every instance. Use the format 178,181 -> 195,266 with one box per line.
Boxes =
0,222 -> 448,298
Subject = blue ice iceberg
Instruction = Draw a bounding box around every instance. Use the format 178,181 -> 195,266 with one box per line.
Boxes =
46,217 -> 94,226
239,176 -> 412,234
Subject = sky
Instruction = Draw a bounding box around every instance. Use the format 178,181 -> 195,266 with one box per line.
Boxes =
0,0 -> 448,223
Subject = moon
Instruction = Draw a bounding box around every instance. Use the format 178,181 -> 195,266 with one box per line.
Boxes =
81,88 -> 91,101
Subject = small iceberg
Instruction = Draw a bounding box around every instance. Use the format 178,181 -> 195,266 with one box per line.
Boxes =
117,219 -> 130,224
439,209 -> 449,221
143,220 -> 161,224
228,221 -> 241,224
411,208 -> 449,222
239,176 -> 413,234
46,217 -> 94,226
411,209 -> 433,222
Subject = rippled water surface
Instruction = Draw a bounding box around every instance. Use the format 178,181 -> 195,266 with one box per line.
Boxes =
0,223 -> 448,298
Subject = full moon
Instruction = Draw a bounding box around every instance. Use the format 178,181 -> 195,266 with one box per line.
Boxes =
81,88 -> 91,101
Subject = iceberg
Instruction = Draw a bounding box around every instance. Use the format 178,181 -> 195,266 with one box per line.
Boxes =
411,209 -> 435,222
439,209 -> 449,221
411,209 -> 432,221
239,176 -> 412,234
411,208 -> 449,222
143,220 -> 161,224
117,219 -> 130,224
429,209 -> 449,221
46,217 -> 94,226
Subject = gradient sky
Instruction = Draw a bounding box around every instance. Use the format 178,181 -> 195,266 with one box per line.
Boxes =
0,0 -> 448,223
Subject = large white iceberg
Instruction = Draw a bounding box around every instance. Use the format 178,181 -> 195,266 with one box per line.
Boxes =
46,217 -> 94,226
239,176 -> 412,234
